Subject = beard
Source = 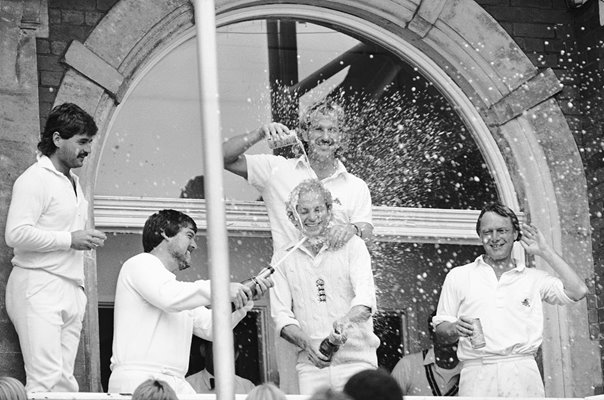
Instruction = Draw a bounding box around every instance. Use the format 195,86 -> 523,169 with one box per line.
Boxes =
171,248 -> 191,271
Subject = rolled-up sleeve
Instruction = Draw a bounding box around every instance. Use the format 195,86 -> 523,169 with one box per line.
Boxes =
246,154 -> 277,191
433,270 -> 460,326
270,264 -> 300,334
349,179 -> 373,227
348,238 -> 376,312
539,271 -> 574,305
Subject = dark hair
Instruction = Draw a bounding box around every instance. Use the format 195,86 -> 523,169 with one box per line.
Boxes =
142,209 -> 197,252
475,201 -> 522,241
343,369 -> 402,400
132,379 -> 178,400
308,387 -> 352,400
38,103 -> 98,156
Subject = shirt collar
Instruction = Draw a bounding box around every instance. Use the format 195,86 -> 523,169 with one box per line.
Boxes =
294,155 -> 348,179
283,236 -> 329,257
37,154 -> 77,180
423,347 -> 435,366
476,255 -> 526,272
199,369 -> 214,388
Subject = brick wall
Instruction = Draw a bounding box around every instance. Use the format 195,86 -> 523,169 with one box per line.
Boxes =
36,0 -> 117,129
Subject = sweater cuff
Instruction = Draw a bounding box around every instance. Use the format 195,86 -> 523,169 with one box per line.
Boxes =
57,231 -> 73,250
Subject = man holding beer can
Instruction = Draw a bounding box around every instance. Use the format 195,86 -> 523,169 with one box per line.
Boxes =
433,202 -> 587,397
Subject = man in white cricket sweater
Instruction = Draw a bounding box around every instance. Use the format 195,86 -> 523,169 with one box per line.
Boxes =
270,180 -> 379,394
108,209 -> 271,394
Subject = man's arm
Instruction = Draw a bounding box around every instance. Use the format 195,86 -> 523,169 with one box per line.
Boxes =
191,301 -> 254,340
520,223 -> 588,301
280,324 -> 330,368
223,122 -> 290,179
328,179 -> 374,249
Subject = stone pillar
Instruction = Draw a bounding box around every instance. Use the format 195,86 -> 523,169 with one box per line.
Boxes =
0,0 -> 48,382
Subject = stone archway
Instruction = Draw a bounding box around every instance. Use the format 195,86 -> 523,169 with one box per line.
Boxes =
54,0 -> 599,396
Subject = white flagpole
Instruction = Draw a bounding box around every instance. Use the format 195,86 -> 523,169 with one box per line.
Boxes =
191,1 -> 235,399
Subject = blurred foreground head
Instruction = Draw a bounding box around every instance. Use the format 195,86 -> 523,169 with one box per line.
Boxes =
343,369 -> 403,400
0,377 -> 26,400
132,379 -> 178,400
246,382 -> 287,400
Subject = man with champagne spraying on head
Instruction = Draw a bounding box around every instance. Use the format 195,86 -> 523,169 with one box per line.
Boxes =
270,179 -> 379,395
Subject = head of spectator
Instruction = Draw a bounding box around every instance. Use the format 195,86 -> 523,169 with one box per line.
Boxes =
245,382 -> 286,400
132,379 -> 178,400
343,369 -> 402,400
429,310 -> 459,369
475,202 -> 521,265
192,336 -> 242,376
0,377 -> 27,400
286,179 -> 333,239
308,387 -> 353,400
37,103 -> 98,170
142,209 -> 198,271
299,98 -> 349,160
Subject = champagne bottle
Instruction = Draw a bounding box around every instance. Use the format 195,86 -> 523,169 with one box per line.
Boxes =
318,330 -> 347,361
232,265 -> 274,311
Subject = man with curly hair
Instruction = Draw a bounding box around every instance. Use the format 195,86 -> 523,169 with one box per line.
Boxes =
270,180 -> 379,394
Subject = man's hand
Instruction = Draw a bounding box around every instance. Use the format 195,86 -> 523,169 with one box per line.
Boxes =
307,344 -> 331,369
454,316 -> 475,338
328,223 -> 356,250
519,223 -> 550,257
259,122 -> 291,143
71,229 -> 107,251
230,282 -> 253,310
251,276 -> 274,300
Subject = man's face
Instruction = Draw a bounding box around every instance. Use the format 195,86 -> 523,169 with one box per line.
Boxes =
54,132 -> 94,169
478,211 -> 517,262
167,224 -> 197,271
294,190 -> 332,237
303,116 -> 344,161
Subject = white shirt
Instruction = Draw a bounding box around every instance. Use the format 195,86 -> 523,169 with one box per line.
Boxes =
5,155 -> 88,285
270,236 -> 379,366
433,255 -> 573,361
110,253 -> 250,377
246,154 -> 373,251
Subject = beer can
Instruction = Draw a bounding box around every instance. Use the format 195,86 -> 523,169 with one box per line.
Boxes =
266,130 -> 299,149
469,318 -> 486,349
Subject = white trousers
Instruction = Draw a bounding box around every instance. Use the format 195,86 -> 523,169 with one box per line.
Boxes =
5,268 -> 86,392
459,356 -> 545,398
296,361 -> 375,395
